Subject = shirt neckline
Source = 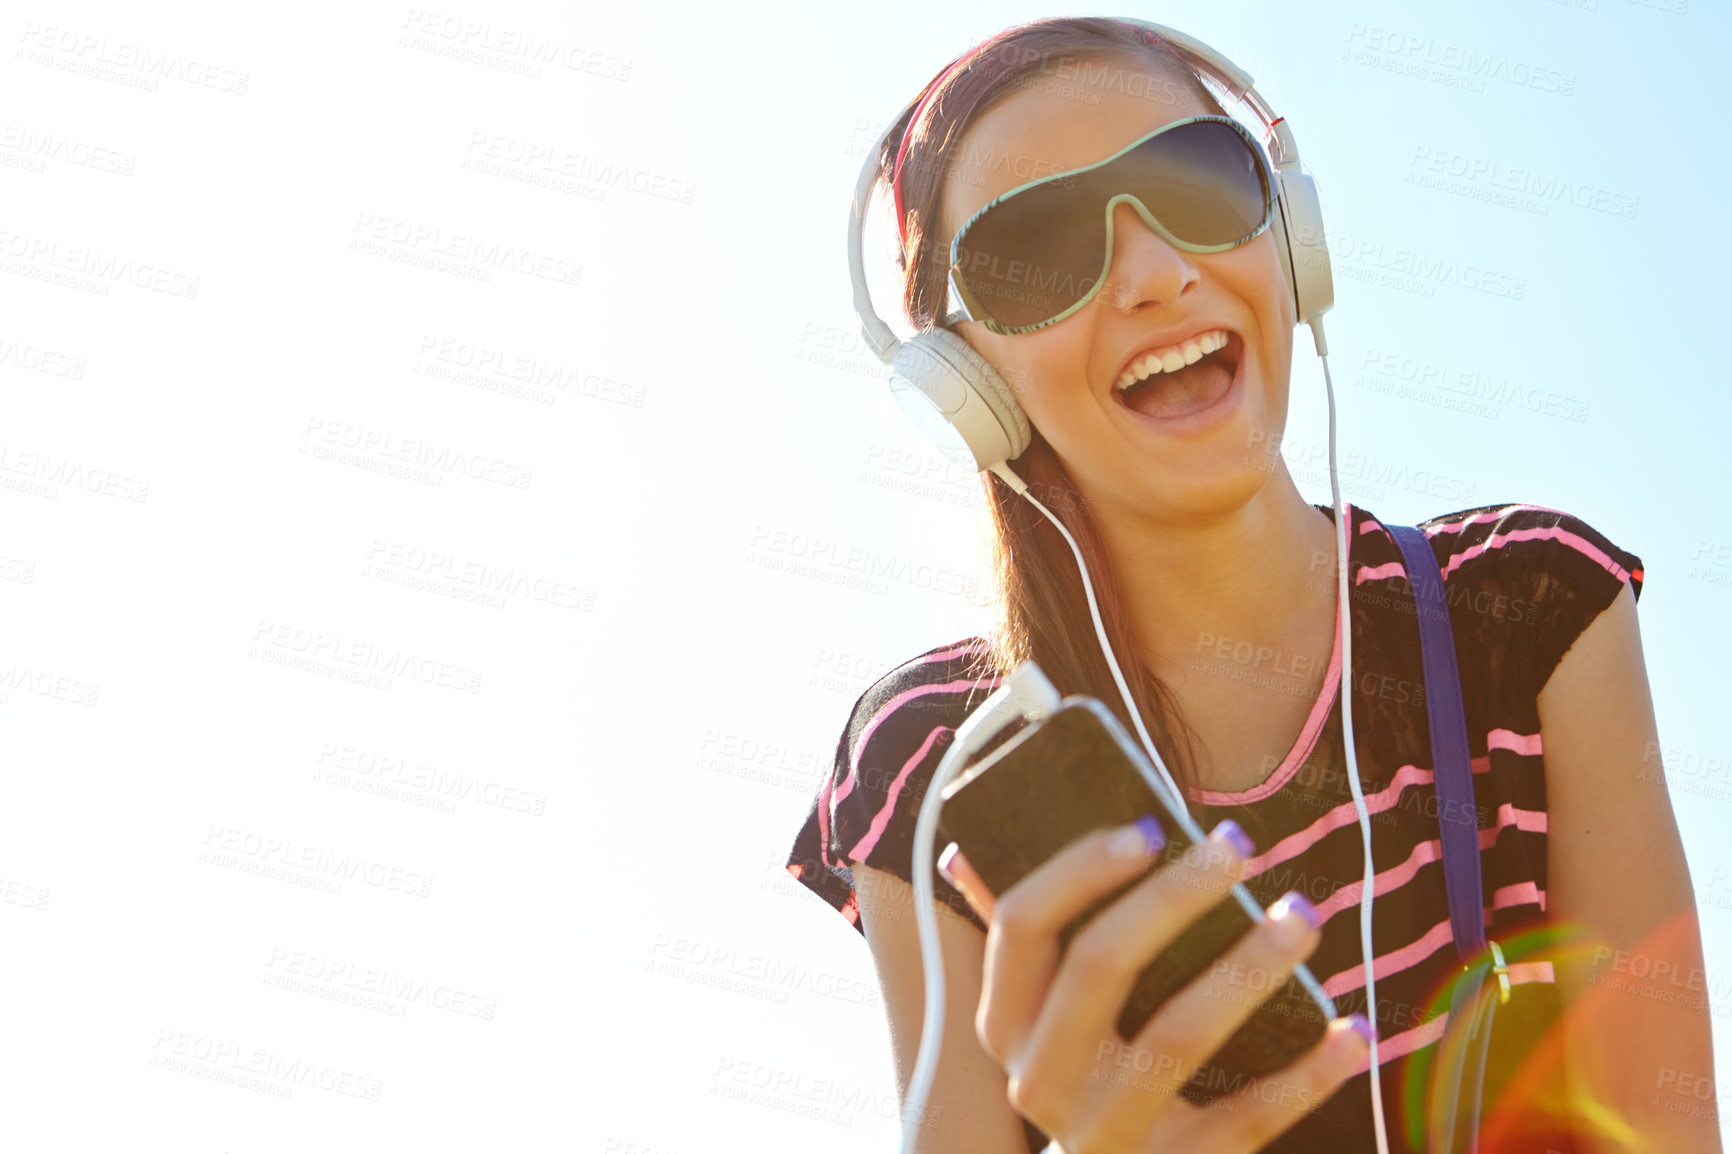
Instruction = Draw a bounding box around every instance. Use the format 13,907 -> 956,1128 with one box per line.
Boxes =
1183,502 -> 1354,806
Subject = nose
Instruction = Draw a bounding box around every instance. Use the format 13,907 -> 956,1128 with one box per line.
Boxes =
1099,196 -> 1200,315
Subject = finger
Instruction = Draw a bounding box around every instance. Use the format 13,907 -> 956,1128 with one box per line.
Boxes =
937,844 -> 996,922
1186,1014 -> 1375,1154
973,815 -> 1169,1066
1116,890 -> 1322,1107
1018,820 -> 1255,1082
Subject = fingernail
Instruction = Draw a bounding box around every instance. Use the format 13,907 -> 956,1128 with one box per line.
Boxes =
1108,814 -> 1165,859
937,844 -> 996,920
1209,819 -> 1255,859
1269,891 -> 1320,931
1343,1014 -> 1376,1047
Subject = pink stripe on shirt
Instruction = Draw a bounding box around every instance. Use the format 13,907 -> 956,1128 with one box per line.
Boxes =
817,652 -> 994,868
893,639 -> 988,672
1423,504 -> 1571,536
1487,728 -> 1543,757
1439,526 -> 1631,583
846,724 -> 953,863
1355,560 -> 1407,586
833,675 -> 1002,813
1242,763 -> 1446,878
1323,812 -> 1549,997
1344,962 -> 1553,1075
1311,831 -> 1549,929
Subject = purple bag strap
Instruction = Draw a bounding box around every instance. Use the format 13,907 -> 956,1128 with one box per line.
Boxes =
1387,524 -> 1486,960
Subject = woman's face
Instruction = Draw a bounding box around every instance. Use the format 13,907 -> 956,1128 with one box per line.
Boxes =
936,52 -> 1298,526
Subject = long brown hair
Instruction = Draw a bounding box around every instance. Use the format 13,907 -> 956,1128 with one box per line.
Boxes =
884,17 -> 1236,798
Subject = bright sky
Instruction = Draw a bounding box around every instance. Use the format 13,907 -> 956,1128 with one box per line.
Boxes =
4,0 -> 1728,1150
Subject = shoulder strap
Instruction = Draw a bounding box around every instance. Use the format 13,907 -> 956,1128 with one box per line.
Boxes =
1387,524 -> 1486,960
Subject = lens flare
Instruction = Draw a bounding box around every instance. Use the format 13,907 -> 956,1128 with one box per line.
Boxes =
1396,913 -> 1709,1151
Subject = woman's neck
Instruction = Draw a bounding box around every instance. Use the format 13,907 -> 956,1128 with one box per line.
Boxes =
1093,468 -> 1342,684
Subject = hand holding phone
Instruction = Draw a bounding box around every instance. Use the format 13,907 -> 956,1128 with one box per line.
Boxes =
933,698 -> 1374,1147
947,813 -> 1374,1151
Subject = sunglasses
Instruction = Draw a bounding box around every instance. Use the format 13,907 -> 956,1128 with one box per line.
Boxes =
945,116 -> 1278,335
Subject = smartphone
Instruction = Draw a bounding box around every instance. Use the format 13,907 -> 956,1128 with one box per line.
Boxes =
935,696 -> 1336,1106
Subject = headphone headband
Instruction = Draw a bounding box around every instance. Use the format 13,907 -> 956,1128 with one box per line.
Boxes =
849,17 -> 1334,471
887,23 -> 1283,265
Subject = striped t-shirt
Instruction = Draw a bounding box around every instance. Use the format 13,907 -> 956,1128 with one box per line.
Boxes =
784,502 -> 1643,1154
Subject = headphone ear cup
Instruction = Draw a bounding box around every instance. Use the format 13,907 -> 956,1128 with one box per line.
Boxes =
889,328 -> 1032,471
1272,169 -> 1334,329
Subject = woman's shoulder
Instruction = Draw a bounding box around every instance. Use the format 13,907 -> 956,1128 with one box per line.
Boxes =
1360,502 -> 1644,694
1415,502 -> 1643,597
1356,501 -> 1643,598
805,635 -> 1005,931
840,636 -> 1005,767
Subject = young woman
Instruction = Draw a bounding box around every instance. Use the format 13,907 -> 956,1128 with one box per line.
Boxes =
785,17 -> 1714,1154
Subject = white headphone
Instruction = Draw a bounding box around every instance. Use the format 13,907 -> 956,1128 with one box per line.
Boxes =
845,20 -> 1396,1154
847,17 -> 1335,473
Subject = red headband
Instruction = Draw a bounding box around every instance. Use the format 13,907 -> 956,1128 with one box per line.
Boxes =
890,26 -> 1168,262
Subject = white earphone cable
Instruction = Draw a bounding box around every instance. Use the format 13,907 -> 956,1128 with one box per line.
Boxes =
973,340 -> 1391,1154
1319,348 -> 1392,1154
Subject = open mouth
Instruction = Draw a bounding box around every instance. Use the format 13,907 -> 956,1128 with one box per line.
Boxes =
1112,330 -> 1244,421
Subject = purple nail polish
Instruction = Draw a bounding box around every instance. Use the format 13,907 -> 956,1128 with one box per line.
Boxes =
1134,814 -> 1166,855
1275,891 -> 1320,931
1345,1014 -> 1376,1046
1210,819 -> 1255,859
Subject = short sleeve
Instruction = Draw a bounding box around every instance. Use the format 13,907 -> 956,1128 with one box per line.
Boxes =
1521,510 -> 1643,693
784,639 -> 1002,938
1427,505 -> 1643,699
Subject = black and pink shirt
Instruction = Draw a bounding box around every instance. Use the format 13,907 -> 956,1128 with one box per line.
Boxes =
784,502 -> 1644,1154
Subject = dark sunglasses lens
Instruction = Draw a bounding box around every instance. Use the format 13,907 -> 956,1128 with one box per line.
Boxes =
953,179 -> 1108,332
1113,119 -> 1271,245
956,120 -> 1270,330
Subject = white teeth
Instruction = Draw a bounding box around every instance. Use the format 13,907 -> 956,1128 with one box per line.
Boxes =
1115,329 -> 1232,391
